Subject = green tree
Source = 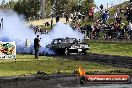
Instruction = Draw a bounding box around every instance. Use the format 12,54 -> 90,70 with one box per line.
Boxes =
54,0 -> 68,15
13,0 -> 94,19
45,0 -> 68,16
14,0 -> 41,19
80,0 -> 94,15
63,0 -> 78,15
63,0 -> 94,16
8,0 -> 16,9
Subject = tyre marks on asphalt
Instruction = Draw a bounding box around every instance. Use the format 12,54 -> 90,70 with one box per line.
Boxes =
60,53 -> 132,68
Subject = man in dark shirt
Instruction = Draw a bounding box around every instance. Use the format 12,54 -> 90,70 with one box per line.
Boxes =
34,35 -> 41,59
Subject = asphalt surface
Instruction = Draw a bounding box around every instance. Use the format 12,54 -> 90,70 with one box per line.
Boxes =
0,75 -> 132,88
59,53 -> 132,69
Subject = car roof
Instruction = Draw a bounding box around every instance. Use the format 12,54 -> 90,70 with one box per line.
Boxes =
54,38 -> 76,40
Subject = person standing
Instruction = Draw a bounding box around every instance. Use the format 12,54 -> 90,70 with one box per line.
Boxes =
34,35 -> 41,59
66,15 -> 69,23
115,16 -> 122,24
100,4 -> 103,11
56,15 -> 60,23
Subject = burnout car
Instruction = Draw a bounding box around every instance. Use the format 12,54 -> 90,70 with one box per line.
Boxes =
46,37 -> 89,55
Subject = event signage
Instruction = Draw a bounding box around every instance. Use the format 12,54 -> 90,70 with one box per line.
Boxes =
0,42 -> 16,59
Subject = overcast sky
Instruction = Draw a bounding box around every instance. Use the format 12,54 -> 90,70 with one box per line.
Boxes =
0,0 -> 129,7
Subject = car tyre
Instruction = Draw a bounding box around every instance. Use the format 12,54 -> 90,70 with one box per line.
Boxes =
82,50 -> 87,55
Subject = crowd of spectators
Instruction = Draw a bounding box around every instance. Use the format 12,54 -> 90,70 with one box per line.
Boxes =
28,2 -> 132,40
69,3 -> 132,40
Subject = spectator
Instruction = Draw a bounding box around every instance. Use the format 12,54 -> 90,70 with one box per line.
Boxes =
100,4 -> 103,11
89,6 -> 94,21
78,12 -> 82,22
101,11 -> 107,24
95,24 -> 101,39
114,12 -> 118,19
56,15 -> 60,23
107,23 -> 113,39
128,8 -> 132,23
87,24 -> 92,39
70,13 -> 73,19
45,22 -> 50,27
105,9 -> 109,22
73,15 -> 76,22
65,15 -> 69,23
34,35 -> 41,59
123,24 -> 128,39
115,16 -> 122,24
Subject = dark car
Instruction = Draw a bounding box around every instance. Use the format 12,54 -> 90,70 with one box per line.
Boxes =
46,37 -> 90,55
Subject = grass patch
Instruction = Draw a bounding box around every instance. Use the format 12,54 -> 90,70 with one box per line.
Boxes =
0,42 -> 132,76
88,42 -> 132,57
0,54 -> 131,76
40,25 -> 51,31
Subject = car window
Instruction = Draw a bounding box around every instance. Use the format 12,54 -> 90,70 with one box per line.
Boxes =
62,39 -> 67,43
69,39 -> 75,43
53,38 -> 77,44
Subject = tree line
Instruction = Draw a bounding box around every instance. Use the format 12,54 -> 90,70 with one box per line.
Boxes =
0,0 -> 94,19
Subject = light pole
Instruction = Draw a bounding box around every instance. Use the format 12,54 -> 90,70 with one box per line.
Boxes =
51,0 -> 56,30
1,18 -> 3,30
51,11 -> 53,30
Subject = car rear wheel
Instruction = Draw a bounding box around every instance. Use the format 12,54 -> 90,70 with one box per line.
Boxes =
82,50 -> 87,55
78,50 -> 86,55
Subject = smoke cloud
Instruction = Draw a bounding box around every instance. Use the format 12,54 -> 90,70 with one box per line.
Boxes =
40,23 -> 84,47
0,10 -> 35,44
0,10 -> 84,55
